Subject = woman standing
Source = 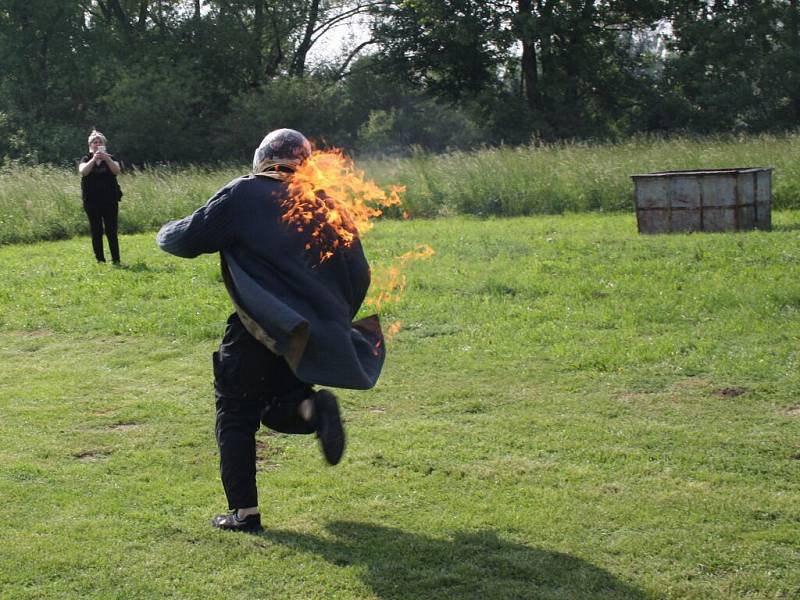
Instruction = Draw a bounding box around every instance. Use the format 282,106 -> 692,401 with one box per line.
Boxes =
78,130 -> 123,263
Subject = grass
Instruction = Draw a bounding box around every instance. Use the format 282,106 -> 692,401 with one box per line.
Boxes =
0,211 -> 799,598
365,132 -> 800,217
2,132 -> 800,244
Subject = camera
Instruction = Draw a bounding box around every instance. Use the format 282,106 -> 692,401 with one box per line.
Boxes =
95,145 -> 106,165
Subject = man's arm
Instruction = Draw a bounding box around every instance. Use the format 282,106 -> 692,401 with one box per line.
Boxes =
156,185 -> 237,258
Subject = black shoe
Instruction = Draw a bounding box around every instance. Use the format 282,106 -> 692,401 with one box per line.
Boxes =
314,389 -> 345,465
211,511 -> 262,532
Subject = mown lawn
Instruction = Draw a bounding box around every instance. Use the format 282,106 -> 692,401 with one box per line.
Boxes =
0,212 -> 798,599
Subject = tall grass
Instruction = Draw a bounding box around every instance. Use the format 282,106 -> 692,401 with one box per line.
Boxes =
0,163 -> 241,245
365,132 -> 800,217
2,133 -> 799,244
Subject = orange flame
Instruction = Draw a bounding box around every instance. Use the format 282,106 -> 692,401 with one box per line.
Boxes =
365,245 -> 435,341
279,147 -> 432,345
282,149 -> 403,262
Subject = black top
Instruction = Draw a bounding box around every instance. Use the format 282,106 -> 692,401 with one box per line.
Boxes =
156,175 -> 385,390
80,153 -> 122,203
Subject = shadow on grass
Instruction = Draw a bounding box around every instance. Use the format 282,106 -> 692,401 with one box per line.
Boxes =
262,521 -> 648,600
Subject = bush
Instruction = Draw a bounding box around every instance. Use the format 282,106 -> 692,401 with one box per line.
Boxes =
357,100 -> 486,155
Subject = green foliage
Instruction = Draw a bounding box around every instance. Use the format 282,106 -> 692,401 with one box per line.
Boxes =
3,3 -> 800,165
371,0 -> 513,99
0,213 -> 799,598
102,65 -> 214,163
357,100 -> 486,155
664,1 -> 800,132
214,77 -> 352,158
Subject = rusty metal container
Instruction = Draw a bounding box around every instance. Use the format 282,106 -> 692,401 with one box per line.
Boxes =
631,168 -> 772,233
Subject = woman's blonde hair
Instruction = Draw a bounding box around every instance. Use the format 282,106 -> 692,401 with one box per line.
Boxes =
88,129 -> 107,145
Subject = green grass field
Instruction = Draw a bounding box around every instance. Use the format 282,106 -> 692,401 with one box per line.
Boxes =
1,212 -> 798,599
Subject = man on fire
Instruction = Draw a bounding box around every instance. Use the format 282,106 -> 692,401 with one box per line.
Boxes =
157,128 -> 385,532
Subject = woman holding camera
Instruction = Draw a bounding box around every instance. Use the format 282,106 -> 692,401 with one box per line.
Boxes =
78,130 -> 123,264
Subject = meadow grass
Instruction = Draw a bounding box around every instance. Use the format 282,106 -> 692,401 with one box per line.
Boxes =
364,132 -> 800,218
0,212 -> 799,599
0,163 -> 241,245
2,133 -> 799,244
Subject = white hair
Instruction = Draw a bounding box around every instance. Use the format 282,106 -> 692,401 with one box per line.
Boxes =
88,129 -> 107,145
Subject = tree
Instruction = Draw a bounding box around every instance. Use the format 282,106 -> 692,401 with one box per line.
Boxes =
370,0 -> 670,138
663,0 -> 800,132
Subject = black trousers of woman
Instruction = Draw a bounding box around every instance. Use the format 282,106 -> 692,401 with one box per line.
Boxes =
213,312 -> 314,509
83,199 -> 120,263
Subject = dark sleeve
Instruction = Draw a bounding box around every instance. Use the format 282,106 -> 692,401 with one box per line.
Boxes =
156,184 -> 237,258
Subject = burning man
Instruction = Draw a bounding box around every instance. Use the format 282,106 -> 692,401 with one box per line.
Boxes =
156,128 -> 385,532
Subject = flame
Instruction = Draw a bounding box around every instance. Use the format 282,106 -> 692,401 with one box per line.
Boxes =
279,147 -> 432,345
385,321 -> 403,342
282,149 -> 403,262
365,245 -> 435,340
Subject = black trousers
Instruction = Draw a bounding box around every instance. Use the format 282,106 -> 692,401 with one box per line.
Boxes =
83,199 -> 120,262
214,312 -> 314,509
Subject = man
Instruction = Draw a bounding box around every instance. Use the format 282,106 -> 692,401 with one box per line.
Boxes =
157,129 -> 385,532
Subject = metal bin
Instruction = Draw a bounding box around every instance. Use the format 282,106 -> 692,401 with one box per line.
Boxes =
631,167 -> 772,233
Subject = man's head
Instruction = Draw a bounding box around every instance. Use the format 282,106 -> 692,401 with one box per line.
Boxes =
252,128 -> 312,174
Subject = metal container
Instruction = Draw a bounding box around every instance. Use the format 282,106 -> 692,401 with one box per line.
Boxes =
631,168 -> 772,234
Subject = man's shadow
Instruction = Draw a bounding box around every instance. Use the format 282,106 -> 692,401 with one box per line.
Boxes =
260,521 -> 649,600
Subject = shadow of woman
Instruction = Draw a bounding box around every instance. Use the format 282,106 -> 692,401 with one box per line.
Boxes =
260,521 -> 650,600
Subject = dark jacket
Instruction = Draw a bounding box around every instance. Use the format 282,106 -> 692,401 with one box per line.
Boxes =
156,175 -> 385,390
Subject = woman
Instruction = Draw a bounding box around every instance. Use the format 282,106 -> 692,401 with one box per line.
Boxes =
78,130 -> 123,263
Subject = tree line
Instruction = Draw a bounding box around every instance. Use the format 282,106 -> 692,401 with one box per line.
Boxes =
1,1 -> 798,165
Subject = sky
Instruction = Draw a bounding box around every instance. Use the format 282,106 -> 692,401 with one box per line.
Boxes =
306,11 -> 374,69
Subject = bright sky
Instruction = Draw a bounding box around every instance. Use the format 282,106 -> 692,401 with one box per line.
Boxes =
306,12 -> 374,69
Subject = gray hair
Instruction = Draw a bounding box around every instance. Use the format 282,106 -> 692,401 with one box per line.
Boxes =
88,129 -> 107,145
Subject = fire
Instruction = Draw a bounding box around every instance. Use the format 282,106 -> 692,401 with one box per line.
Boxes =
365,245 -> 435,341
365,245 -> 435,312
283,148 -> 403,262
280,147 -> 433,344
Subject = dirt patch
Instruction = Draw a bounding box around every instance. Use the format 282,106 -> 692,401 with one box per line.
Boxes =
255,439 -> 283,471
27,329 -> 54,337
782,405 -> 800,417
6,329 -> 54,337
73,450 -> 109,462
715,386 -> 748,398
671,377 -> 713,392
109,422 -> 140,432
89,408 -> 118,417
